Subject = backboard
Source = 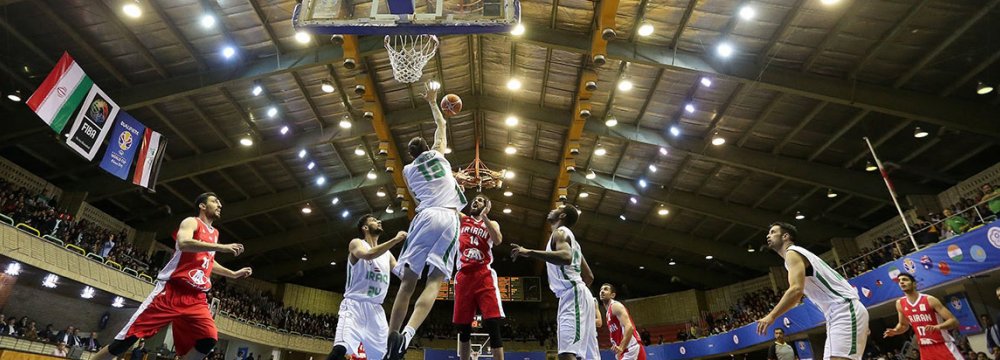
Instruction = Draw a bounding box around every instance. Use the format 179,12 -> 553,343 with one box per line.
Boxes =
293,0 -> 520,35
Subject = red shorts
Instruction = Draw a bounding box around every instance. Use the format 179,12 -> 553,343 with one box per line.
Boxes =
116,281 -> 217,356
919,343 -> 963,360
453,267 -> 504,324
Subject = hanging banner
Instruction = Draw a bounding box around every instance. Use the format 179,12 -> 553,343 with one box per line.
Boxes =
64,85 -> 119,160
26,52 -> 95,133
943,293 -> 982,335
98,112 -> 145,180
793,340 -> 814,360
131,128 -> 167,190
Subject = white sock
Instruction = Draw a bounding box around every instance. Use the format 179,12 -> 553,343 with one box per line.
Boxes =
402,326 -> 416,348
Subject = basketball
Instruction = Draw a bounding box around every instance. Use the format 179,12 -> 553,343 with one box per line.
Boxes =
440,94 -> 462,116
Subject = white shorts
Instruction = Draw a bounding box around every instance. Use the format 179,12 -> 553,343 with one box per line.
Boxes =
335,298 -> 388,360
823,299 -> 869,360
393,207 -> 460,280
556,284 -> 600,360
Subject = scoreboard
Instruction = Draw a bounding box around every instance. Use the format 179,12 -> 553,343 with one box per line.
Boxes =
437,276 -> 541,302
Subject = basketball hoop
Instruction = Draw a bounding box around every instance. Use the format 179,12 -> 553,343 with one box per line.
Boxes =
455,134 -> 504,191
384,34 -> 439,83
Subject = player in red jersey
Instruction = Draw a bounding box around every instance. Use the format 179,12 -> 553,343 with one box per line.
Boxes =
93,193 -> 252,360
598,283 -> 646,360
883,273 -> 962,360
454,194 -> 505,360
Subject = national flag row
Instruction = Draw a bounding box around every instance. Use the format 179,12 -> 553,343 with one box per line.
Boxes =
25,52 -> 167,189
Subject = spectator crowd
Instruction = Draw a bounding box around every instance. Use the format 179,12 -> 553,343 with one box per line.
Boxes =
208,279 -> 338,338
0,314 -> 102,352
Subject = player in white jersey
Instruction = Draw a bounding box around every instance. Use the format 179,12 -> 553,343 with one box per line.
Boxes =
385,81 -> 468,360
326,215 -> 407,360
511,204 -> 599,360
756,222 -> 869,360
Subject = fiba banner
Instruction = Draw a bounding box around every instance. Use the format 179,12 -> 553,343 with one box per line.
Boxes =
98,112 -> 145,180
64,84 -> 119,160
793,340 -> 814,360
943,293 -> 982,335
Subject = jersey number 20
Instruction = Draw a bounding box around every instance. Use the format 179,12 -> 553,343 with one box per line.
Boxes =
417,158 -> 446,181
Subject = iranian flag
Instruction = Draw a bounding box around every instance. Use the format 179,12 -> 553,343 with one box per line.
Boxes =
26,52 -> 94,133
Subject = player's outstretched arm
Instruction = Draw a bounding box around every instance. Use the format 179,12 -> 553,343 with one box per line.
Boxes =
883,299 -> 910,337
213,260 -> 252,279
509,229 -> 572,265
928,296 -> 959,331
176,217 -> 244,255
351,231 -> 408,260
422,81 -> 447,153
756,251 -> 806,334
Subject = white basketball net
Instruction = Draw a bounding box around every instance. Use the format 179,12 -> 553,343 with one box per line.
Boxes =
384,34 -> 439,84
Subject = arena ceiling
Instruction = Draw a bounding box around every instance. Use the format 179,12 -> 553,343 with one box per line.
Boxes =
1,0 -> 999,296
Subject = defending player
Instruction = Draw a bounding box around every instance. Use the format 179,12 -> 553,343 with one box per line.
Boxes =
511,204 -> 599,360
598,284 -> 646,360
756,222 -> 869,360
326,215 -> 407,360
883,273 -> 963,359
93,193 -> 252,360
454,195 -> 505,360
385,81 -> 468,360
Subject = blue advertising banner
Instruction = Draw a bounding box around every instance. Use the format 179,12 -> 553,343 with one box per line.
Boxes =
653,224 -> 1000,359
793,340 -> 814,360
943,293 -> 982,335
98,112 -> 145,180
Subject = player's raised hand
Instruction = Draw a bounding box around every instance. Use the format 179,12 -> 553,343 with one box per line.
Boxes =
393,231 -> 409,243
481,200 -> 492,218
510,243 -> 529,261
223,243 -> 245,256
755,314 -> 774,335
422,80 -> 439,103
234,267 -> 253,279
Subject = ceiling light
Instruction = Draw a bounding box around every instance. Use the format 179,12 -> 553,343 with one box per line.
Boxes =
377,188 -> 387,197
307,161 -> 316,170
301,254 -> 308,261
619,214 -> 627,221
331,197 -> 340,205
629,197 -> 638,204
738,5 -> 756,20
367,168 -> 378,180
820,0 -> 840,4
298,149 -> 307,158
503,207 -> 512,214
330,261 -> 337,266
594,144 -> 607,156
267,106 -> 278,118
505,144 -> 517,154
705,255 -> 714,260
81,286 -> 95,299
579,192 -> 589,198
747,245 -> 756,253
638,179 -> 647,188
200,14 -> 216,28
280,126 -> 289,135
700,77 -> 712,87
913,126 -> 928,138
342,210 -> 350,218
428,80 -> 441,90
339,116 -> 353,129
659,147 -> 668,155
827,189 -> 838,198
315,176 -> 326,185
669,126 -> 680,137
507,78 -> 522,90
321,80 -> 335,93
112,296 -> 125,308
511,23 -> 525,36
586,170 -> 597,180
685,103 -> 695,113
637,23 -> 654,37
617,79 -> 633,92
795,211 -> 805,220
711,132 -> 726,146
42,274 -> 58,288
977,81 -> 995,95
648,164 -> 657,172
4,262 -> 21,276
717,43 -> 734,58
668,259 -> 676,266
503,170 -> 515,179
639,265 -> 645,270
605,116 -> 618,127
865,161 -> 877,172
505,115 -> 519,127
122,1 -> 142,18
6,90 -> 22,102
385,205 -> 395,214
657,205 -> 669,216
295,30 -> 312,44
504,190 -> 513,197
302,203 -> 313,214
222,46 -> 236,59
252,81 -> 263,96
355,145 -> 366,156
239,134 -> 253,147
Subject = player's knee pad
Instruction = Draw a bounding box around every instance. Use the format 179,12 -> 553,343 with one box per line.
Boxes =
456,324 -> 472,342
193,338 -> 217,354
327,345 -> 347,360
107,336 -> 139,356
484,318 -> 504,348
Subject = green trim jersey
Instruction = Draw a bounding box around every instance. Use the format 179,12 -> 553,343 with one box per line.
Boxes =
402,150 -> 467,212
786,245 -> 858,313
344,241 -> 391,304
546,226 -> 584,296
